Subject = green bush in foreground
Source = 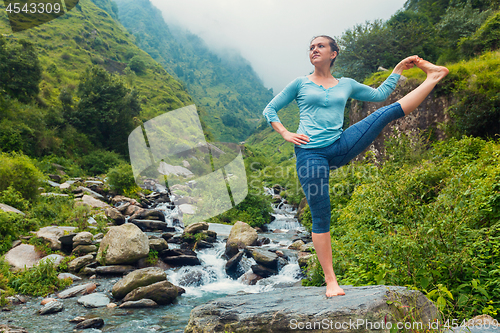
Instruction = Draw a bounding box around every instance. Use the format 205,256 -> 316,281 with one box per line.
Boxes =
0,152 -> 43,202
107,162 -> 140,195
303,136 -> 500,319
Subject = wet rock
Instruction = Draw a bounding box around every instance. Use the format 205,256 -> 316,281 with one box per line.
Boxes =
148,238 -> 169,252
251,264 -> 278,278
58,283 -> 97,299
4,244 -> 43,271
39,300 -> 63,315
119,299 -> 158,308
72,245 -> 97,256
112,267 -> 167,300
78,293 -> 110,308
122,280 -> 179,305
238,271 -> 263,285
225,251 -> 244,271
225,221 -> 258,257
161,232 -> 173,241
74,318 -> 104,330
299,242 -> 315,252
68,254 -> 94,272
246,247 -> 278,269
130,209 -> 165,222
41,298 -> 57,305
256,237 -> 270,246
196,240 -> 213,249
107,302 -> 117,308
125,204 -> 143,216
111,195 -> 134,205
96,265 -> 135,275
201,230 -> 217,243
96,223 -> 149,265
297,252 -> 314,268
183,222 -> 209,235
39,254 -> 64,268
58,272 -> 81,282
185,286 -> 439,333
0,325 -> 28,332
0,203 -> 25,215
81,267 -> 97,275
69,316 -> 86,323
115,201 -> 131,213
105,207 -> 125,225
288,239 -> 305,250
130,219 -> 170,231
162,255 -> 201,266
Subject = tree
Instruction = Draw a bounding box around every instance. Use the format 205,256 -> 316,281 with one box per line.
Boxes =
0,37 -> 42,103
66,66 -> 141,155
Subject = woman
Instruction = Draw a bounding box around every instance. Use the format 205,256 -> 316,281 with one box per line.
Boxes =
263,35 -> 448,297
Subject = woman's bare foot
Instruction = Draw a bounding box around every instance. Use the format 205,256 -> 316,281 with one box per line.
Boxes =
416,60 -> 449,81
326,283 -> 345,297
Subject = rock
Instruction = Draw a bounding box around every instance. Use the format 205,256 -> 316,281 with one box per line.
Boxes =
225,221 -> 258,257
149,238 -> 169,252
295,197 -> 308,222
225,251 -> 244,271
81,267 -> 97,275
107,302 -> 117,308
111,195 -> 134,205
58,272 -> 81,282
39,254 -> 64,268
95,265 -> 135,275
201,230 -> 217,242
124,204 -> 143,216
78,293 -> 110,308
288,239 -> 305,250
58,233 -> 76,246
122,280 -> 179,305
184,286 -> 439,333
183,222 -> 209,235
256,237 -> 270,246
115,202 -> 131,213
69,316 -> 86,323
162,255 -> 200,266
96,223 -> 149,265
74,318 -> 104,330
105,207 -> 125,225
251,264 -> 277,278
246,247 -> 278,269
57,283 -> 97,299
39,300 -> 63,315
297,252 -> 314,268
0,203 -> 25,215
130,219 -> 170,231
49,174 -> 61,182
73,232 -> 94,246
238,271 -> 263,285
40,298 -> 57,305
67,254 -> 94,272
4,244 -> 43,271
112,267 -> 167,300
161,233 -> 174,241
196,240 -> 213,249
119,299 -> 158,308
75,186 -> 104,199
299,242 -> 315,252
11,240 -> 21,248
36,226 -> 77,251
59,182 -> 71,190
75,195 -> 110,208
72,245 -> 98,256
0,325 -> 28,332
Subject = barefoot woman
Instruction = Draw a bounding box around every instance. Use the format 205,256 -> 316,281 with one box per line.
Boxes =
263,35 -> 448,297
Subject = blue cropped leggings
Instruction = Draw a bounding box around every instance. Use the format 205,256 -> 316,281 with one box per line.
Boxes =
295,102 -> 405,233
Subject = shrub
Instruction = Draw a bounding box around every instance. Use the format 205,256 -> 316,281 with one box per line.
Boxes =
459,11 -> 500,57
0,186 -> 30,211
0,152 -> 43,202
107,163 -> 138,194
80,150 -> 123,175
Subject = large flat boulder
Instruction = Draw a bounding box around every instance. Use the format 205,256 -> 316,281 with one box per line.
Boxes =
112,267 -> 167,300
4,244 -> 43,271
185,285 -> 440,333
96,223 -> 149,265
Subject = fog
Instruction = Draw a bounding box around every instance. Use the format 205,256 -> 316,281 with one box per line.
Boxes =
150,0 -> 407,93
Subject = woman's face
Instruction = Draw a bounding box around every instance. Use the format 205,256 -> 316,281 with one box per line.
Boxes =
309,37 -> 337,67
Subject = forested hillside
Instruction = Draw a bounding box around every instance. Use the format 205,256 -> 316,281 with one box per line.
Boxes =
114,0 -> 274,143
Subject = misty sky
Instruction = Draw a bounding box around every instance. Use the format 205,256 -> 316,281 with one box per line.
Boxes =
150,0 -> 407,93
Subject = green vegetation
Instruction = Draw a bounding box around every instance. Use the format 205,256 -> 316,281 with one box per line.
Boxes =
0,153 -> 43,202
107,162 -> 139,195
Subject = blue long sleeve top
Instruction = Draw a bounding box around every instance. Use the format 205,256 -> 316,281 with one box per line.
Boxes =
263,73 -> 401,148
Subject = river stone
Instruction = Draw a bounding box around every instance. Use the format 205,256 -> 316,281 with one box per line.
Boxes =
105,207 -> 125,225
39,254 -> 64,268
238,271 -> 263,285
0,325 -> 28,332
130,219 -> 170,231
67,254 -> 94,272
162,255 -> 200,266
201,230 -> 217,243
185,286 -> 440,333
122,280 -> 179,305
76,195 -> 110,208
184,222 -> 209,235
74,318 -> 104,330
76,186 -> 104,199
111,195 -> 134,205
73,232 -> 94,246
96,265 -> 135,275
58,272 -> 81,282
288,239 -> 305,250
59,233 -> 76,246
246,247 -> 278,269
78,293 -> 110,308
298,252 -> 315,268
251,264 -> 277,278
149,238 -> 169,252
0,203 -> 25,215
116,202 -> 131,213
225,221 -> 258,257
119,299 -> 158,308
72,244 -> 98,256
300,242 -> 315,252
132,209 -> 165,222
58,283 -> 97,299
125,204 -> 143,216
225,251 -> 244,271
96,223 -> 149,265
4,244 -> 43,271
38,300 -> 63,315
111,267 -> 167,300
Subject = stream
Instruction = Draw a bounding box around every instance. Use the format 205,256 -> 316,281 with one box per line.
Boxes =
0,190 -> 309,332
